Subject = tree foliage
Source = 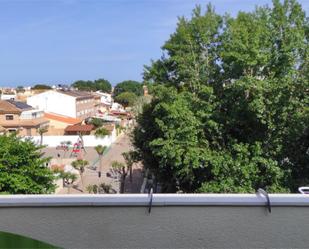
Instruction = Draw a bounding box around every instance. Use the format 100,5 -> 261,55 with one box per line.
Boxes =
114,80 -> 143,97
95,127 -> 110,138
134,0 -> 309,193
72,78 -> 112,93
0,134 -> 55,194
32,84 -> 52,90
114,92 -> 138,107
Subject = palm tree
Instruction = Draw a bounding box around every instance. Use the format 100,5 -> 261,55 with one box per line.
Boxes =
71,159 -> 89,191
122,151 -> 139,182
56,170 -> 77,194
111,161 -> 127,193
95,145 -> 107,177
62,141 -> 72,158
37,126 -> 48,145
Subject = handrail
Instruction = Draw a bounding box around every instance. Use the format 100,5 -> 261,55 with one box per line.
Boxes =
0,194 -> 308,207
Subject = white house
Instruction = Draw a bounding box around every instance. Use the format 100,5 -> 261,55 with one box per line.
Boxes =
27,90 -> 96,119
95,91 -> 112,106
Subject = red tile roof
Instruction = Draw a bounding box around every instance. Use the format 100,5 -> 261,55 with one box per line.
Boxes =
65,124 -> 94,132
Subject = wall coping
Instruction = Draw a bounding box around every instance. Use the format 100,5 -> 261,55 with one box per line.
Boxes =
0,194 -> 308,207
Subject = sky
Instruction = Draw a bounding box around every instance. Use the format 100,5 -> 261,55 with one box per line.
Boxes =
0,0 -> 308,87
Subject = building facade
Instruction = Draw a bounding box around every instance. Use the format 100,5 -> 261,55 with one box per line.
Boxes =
27,90 -> 96,119
0,100 -> 49,136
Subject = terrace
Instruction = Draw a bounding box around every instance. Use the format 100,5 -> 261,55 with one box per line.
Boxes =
0,193 -> 308,248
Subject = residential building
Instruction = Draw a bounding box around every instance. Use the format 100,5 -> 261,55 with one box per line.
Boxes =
64,124 -> 94,135
0,88 -> 16,100
111,102 -> 125,112
0,93 -> 16,100
91,92 -> 103,113
44,112 -> 82,135
27,90 -> 96,119
95,91 -> 112,106
0,100 -> 49,136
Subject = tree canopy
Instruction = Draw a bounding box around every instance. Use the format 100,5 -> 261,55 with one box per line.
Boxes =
134,0 -> 309,193
114,80 -> 143,97
31,84 -> 52,90
114,91 -> 138,107
72,78 -> 112,93
0,134 -> 55,194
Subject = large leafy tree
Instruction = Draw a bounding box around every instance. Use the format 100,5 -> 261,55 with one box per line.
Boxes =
114,80 -> 143,97
0,134 -> 55,194
134,0 -> 308,193
114,92 -> 138,107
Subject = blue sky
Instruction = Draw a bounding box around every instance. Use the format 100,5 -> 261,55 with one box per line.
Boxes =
0,0 -> 308,87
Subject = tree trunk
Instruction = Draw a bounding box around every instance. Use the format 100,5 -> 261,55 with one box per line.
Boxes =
99,155 -> 102,172
40,134 -> 43,146
80,173 -> 84,192
120,175 -> 126,193
129,165 -> 133,182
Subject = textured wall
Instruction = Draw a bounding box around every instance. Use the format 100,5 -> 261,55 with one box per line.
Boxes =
0,205 -> 308,248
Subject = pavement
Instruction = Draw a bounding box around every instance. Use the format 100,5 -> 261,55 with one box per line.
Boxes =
42,133 -> 143,194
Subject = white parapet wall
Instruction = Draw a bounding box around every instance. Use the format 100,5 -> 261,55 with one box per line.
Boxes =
24,129 -> 117,147
0,194 -> 308,248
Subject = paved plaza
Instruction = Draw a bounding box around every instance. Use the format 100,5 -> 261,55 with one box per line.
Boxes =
42,134 -> 143,194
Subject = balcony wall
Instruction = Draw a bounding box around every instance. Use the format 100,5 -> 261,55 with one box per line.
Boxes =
0,194 -> 308,248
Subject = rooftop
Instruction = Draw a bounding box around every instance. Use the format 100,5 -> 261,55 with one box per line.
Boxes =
58,90 -> 94,100
45,112 -> 82,125
1,117 -> 49,128
64,124 -> 94,132
6,100 -> 32,110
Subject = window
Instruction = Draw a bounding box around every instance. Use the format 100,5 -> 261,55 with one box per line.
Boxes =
5,115 -> 14,120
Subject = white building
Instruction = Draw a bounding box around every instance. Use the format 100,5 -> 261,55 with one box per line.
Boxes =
0,93 -> 16,100
27,90 -> 96,119
111,102 -> 125,112
95,91 -> 112,106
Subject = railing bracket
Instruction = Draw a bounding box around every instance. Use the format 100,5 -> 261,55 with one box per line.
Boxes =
257,188 -> 271,213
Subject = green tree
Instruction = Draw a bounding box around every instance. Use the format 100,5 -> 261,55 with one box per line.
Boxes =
71,159 -> 89,191
72,79 -> 112,93
114,80 -> 142,97
122,151 -> 138,182
95,127 -> 110,138
37,126 -> 48,146
86,184 -> 98,194
134,1 -> 308,193
114,92 -> 137,107
111,161 -> 127,193
95,145 -> 107,175
55,170 -> 77,194
0,134 -> 55,194
94,78 -> 112,93
89,118 -> 104,128
32,84 -> 52,90
16,86 -> 25,93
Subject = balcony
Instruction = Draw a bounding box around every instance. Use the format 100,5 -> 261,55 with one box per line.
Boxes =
0,194 -> 308,248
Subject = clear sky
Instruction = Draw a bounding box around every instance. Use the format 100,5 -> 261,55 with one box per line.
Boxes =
0,0 -> 308,87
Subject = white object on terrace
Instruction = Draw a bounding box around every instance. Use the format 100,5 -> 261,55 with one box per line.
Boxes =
298,186 -> 309,194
